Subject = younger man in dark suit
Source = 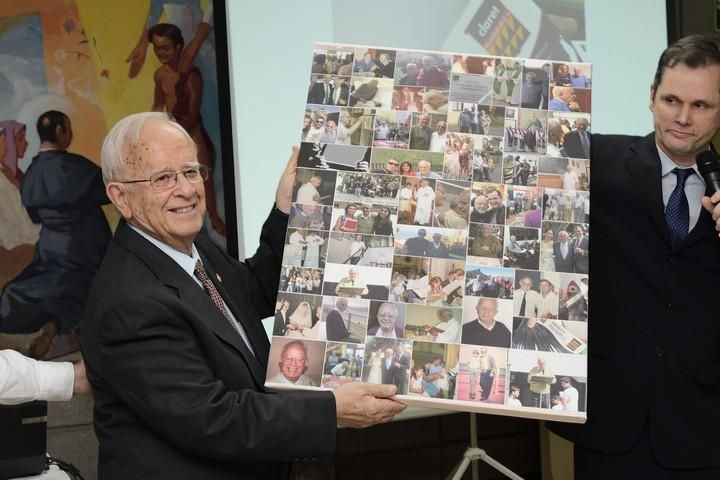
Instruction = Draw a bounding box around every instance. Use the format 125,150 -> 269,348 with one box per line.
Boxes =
549,33 -> 720,478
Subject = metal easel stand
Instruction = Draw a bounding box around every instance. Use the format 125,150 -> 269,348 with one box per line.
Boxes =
447,413 -> 524,480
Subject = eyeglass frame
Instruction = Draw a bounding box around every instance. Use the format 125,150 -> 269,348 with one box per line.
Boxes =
118,164 -> 210,191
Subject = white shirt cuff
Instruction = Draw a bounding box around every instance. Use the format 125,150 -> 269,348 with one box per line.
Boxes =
36,360 -> 74,402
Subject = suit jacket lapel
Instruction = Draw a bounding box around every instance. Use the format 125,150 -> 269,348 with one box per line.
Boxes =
626,135 -> 670,244
676,202 -> 716,250
115,222 -> 267,386
626,135 -> 716,251
196,253 -> 270,371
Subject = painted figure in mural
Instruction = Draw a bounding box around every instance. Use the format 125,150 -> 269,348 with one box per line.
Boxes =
0,122 -> 39,251
147,22 -> 225,236
125,0 -> 224,236
126,0 -> 215,79
0,111 -> 111,358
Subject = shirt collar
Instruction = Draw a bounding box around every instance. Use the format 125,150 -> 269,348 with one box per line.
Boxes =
129,224 -> 200,278
478,320 -> 496,331
656,144 -> 704,183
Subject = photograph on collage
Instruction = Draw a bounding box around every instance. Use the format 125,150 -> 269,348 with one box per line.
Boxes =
307,74 -> 351,107
505,186 -> 543,227
362,337 -> 413,394
467,223 -> 504,266
318,296 -> 369,343
507,350 -> 586,412
549,112 -> 592,159
490,58 -> 523,108
273,292 -> 323,337
394,224 -> 467,260
282,228 -> 327,269
288,203 -> 332,231
394,51 -> 452,88
292,168 -> 337,206
464,265 -> 514,299
335,171 -> 399,206
404,304 -> 463,344
266,336 -> 326,387
460,296 -> 512,348
409,341 -> 460,399
321,263 -> 391,301
504,108 -> 548,156
298,142 -> 371,172
456,344 -> 507,403
326,232 -> 394,267
511,316 -> 587,354
469,183 -> 506,225
372,110 -> 412,149
350,77 -> 394,109
471,134 -> 504,183
503,153 -> 538,187
408,112 -> 447,151
433,180 -> 471,230
278,267 -> 324,296
503,226 -> 541,270
321,342 -> 365,388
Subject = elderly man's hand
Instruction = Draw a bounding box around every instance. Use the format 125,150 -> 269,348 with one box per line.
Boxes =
332,382 -> 406,428
275,146 -> 299,214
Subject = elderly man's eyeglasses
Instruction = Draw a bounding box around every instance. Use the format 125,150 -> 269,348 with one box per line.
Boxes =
282,356 -> 306,364
120,165 -> 209,191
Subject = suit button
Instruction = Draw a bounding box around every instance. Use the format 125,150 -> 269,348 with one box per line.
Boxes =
655,346 -> 663,357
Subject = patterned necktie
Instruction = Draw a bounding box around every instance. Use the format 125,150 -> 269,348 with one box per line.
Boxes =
194,260 -> 240,336
665,168 -> 694,247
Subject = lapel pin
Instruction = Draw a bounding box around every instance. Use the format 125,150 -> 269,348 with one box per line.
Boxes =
216,273 -> 222,283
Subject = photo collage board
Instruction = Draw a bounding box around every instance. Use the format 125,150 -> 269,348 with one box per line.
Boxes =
265,43 -> 591,422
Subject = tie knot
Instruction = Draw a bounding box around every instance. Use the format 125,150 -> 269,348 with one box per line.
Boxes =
673,167 -> 694,187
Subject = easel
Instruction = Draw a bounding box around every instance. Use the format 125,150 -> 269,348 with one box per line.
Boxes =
447,413 -> 524,480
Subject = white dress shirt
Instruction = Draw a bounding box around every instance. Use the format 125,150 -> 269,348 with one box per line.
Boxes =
513,288 -> 541,317
658,145 -> 705,233
0,349 -> 73,405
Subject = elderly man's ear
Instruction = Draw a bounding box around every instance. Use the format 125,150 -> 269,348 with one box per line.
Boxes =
106,183 -> 132,219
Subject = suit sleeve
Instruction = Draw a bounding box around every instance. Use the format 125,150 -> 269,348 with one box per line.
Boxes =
92,294 -> 337,462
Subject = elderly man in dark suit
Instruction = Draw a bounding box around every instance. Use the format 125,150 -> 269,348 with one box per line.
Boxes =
381,347 -> 396,384
391,346 -> 410,394
326,297 -> 352,342
409,113 -> 433,151
550,34 -> 720,478
80,112 -> 405,480
552,230 -> 575,273
561,117 -> 591,159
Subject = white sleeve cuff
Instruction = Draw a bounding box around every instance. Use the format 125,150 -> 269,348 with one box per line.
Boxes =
35,360 -> 74,402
